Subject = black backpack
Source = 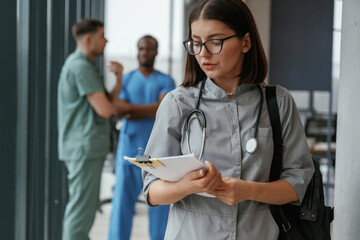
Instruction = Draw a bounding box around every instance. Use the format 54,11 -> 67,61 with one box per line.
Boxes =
265,85 -> 334,240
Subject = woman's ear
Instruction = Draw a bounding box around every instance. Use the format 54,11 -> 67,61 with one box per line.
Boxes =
241,33 -> 251,53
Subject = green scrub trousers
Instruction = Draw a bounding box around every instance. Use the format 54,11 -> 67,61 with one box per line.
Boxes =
62,158 -> 104,240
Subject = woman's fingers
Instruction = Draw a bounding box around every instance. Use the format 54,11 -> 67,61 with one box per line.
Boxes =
184,168 -> 206,181
178,168 -> 207,195
180,161 -> 226,194
205,161 -> 215,171
198,161 -> 222,191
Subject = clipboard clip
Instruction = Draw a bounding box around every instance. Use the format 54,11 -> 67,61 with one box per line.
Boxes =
134,148 -> 164,169
136,148 -> 152,163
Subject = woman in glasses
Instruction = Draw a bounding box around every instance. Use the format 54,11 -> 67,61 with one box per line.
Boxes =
142,0 -> 314,239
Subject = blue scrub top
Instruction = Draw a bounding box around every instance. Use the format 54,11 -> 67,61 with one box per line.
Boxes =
116,69 -> 175,164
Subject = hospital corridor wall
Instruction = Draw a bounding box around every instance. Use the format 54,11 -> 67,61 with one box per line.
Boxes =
0,0 -> 105,240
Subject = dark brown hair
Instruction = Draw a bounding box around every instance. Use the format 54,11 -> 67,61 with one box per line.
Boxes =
182,0 -> 267,87
72,19 -> 104,40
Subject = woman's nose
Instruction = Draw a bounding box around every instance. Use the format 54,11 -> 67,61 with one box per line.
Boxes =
198,44 -> 212,57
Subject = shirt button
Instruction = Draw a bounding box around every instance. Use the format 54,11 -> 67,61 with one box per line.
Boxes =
233,166 -> 241,171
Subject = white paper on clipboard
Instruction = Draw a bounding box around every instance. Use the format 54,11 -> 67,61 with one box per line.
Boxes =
124,153 -> 215,198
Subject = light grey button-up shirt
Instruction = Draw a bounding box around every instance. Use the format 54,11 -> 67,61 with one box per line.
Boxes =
143,78 -> 314,240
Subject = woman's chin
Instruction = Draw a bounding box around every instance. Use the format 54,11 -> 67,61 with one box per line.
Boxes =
202,70 -> 218,79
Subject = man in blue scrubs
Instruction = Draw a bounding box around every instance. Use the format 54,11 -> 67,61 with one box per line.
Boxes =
108,35 -> 175,240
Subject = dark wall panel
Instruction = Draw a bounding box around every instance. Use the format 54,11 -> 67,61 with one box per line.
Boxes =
46,1 -> 68,239
27,0 -> 48,238
65,0 -> 78,57
269,0 -> 334,91
0,0 -> 105,240
0,0 -> 17,239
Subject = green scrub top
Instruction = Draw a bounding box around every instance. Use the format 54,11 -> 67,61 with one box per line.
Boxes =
57,49 -> 110,161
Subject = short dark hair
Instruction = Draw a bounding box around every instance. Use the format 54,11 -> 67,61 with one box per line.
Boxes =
72,19 -> 104,40
137,35 -> 158,49
182,0 -> 268,87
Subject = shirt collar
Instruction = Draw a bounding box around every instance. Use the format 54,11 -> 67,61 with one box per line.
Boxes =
203,77 -> 257,99
74,49 -> 94,64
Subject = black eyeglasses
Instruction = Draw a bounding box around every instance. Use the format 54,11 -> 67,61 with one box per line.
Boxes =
183,33 -> 243,55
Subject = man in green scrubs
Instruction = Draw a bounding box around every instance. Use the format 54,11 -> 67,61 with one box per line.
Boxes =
57,19 -> 123,240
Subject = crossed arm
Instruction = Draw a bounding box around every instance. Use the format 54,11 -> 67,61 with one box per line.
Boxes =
116,93 -> 167,120
86,61 -> 167,119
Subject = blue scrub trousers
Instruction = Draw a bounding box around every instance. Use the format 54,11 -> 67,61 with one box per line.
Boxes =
109,162 -> 169,240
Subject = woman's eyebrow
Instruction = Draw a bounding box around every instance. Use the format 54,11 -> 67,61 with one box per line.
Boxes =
191,33 -> 227,39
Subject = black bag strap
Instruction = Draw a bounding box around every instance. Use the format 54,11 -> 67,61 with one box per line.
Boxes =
266,86 -> 322,215
265,85 -> 283,181
266,85 -> 294,236
266,85 -> 334,239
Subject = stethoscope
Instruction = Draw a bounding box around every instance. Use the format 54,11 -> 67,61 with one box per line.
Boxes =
185,80 -> 263,159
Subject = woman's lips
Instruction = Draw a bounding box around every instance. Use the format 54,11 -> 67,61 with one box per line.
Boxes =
202,62 -> 216,70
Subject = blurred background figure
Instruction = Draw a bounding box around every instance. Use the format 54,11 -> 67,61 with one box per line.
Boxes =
57,18 -> 123,240
108,35 -> 175,240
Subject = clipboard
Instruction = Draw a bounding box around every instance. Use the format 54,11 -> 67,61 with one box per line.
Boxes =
125,152 -> 215,198
124,153 -> 208,182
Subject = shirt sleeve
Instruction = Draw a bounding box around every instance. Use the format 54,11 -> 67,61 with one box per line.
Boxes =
159,76 -> 176,95
75,62 -> 104,97
277,86 -> 315,204
142,92 -> 182,206
119,74 -> 129,100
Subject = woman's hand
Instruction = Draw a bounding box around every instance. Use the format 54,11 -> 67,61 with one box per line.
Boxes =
210,178 -> 299,206
178,161 -> 223,196
147,161 -> 223,205
210,177 -> 250,206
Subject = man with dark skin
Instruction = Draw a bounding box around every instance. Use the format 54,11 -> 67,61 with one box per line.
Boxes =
108,35 -> 175,240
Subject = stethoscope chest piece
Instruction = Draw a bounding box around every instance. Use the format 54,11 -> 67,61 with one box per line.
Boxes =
246,137 -> 258,153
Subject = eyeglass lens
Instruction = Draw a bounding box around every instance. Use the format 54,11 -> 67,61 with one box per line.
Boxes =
185,39 -> 222,55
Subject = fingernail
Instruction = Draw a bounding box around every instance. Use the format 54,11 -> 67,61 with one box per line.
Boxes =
200,169 -> 204,176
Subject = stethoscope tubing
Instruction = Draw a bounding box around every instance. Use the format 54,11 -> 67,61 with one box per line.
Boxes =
185,80 -> 263,159
253,85 -> 263,139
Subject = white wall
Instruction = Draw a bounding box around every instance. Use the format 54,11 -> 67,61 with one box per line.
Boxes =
103,0 -> 341,116
104,0 -> 185,90
333,0 -> 360,238
245,0 -> 271,83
